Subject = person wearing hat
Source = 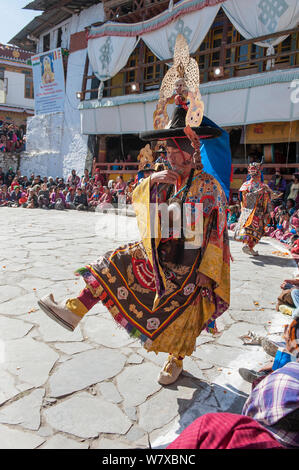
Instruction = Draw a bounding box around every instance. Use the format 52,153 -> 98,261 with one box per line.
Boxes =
38,35 -> 230,386
234,162 -> 272,256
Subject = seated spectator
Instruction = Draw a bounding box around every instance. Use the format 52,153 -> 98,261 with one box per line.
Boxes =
276,277 -> 299,319
124,179 -> 135,204
97,186 -> 112,211
65,186 -> 76,209
18,188 -> 28,206
114,175 -> 126,195
0,167 -> 4,185
31,176 -> 41,188
270,210 -> 289,241
94,167 -> 105,186
81,175 -> 92,193
167,412 -> 282,449
67,169 -> 80,188
47,177 -> 55,189
5,168 -> 15,185
24,188 -> 38,209
5,174 -> 13,188
38,183 -> 50,209
284,217 -> 299,246
73,187 -> 88,211
0,185 -> 10,206
108,179 -> 115,191
28,173 -> 35,185
242,362 -> 299,448
286,198 -> 296,216
82,168 -> 90,183
57,178 -> 65,190
285,174 -> 299,204
10,175 -> 20,191
50,187 -> 66,210
291,238 -> 299,257
88,187 -> 102,209
96,180 -> 104,194
9,185 -> 22,207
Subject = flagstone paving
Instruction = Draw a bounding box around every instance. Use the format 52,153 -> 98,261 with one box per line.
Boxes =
0,207 -> 296,449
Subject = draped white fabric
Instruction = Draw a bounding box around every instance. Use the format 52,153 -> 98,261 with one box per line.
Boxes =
86,0 -> 299,96
223,0 -> 299,47
142,4 -> 221,60
87,36 -> 139,96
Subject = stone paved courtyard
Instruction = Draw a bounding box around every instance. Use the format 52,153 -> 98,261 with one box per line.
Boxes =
0,207 -> 296,449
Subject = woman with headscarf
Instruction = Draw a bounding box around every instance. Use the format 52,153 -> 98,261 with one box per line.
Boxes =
234,162 -> 272,256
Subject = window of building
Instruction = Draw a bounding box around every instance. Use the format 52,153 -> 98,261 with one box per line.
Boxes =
236,33 -> 259,69
225,26 -> 238,64
24,73 -> 34,99
210,28 -> 222,67
196,33 -> 210,70
143,47 -> 161,90
275,35 -> 292,65
43,33 -> 50,52
125,46 -> 138,85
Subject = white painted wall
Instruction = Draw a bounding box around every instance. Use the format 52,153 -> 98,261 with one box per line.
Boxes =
25,2 -> 105,177
5,70 -> 34,109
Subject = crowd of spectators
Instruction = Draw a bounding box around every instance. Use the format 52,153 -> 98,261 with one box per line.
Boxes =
0,167 -> 137,211
0,121 -> 26,153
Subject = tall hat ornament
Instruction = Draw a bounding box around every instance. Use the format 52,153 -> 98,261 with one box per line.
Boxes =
154,33 -> 204,129
141,34 -> 221,169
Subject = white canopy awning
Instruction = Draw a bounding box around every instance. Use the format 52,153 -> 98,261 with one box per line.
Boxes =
79,68 -> 299,134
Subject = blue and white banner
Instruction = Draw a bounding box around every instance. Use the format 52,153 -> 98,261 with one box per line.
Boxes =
31,48 -> 65,115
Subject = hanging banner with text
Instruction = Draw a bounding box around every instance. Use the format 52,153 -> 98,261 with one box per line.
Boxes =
31,48 -> 65,115
246,121 -> 299,144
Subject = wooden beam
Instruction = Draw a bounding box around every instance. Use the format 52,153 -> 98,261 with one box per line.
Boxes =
61,6 -> 74,14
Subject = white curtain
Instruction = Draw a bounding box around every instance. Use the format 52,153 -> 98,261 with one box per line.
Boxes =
222,0 -> 299,70
142,4 -> 221,60
88,36 -> 139,97
223,0 -> 299,46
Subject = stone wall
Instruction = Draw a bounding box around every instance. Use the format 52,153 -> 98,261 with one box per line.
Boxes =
0,153 -> 19,173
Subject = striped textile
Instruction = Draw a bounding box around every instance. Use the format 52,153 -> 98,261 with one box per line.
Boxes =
243,362 -> 299,448
166,412 -> 283,449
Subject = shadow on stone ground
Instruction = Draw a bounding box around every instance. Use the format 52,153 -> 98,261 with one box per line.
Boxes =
250,255 -> 295,268
152,374 -> 248,448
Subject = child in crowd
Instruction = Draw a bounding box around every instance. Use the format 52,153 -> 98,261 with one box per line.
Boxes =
270,211 -> 289,241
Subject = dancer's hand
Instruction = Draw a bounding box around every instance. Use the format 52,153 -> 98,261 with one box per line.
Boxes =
150,170 -> 179,187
